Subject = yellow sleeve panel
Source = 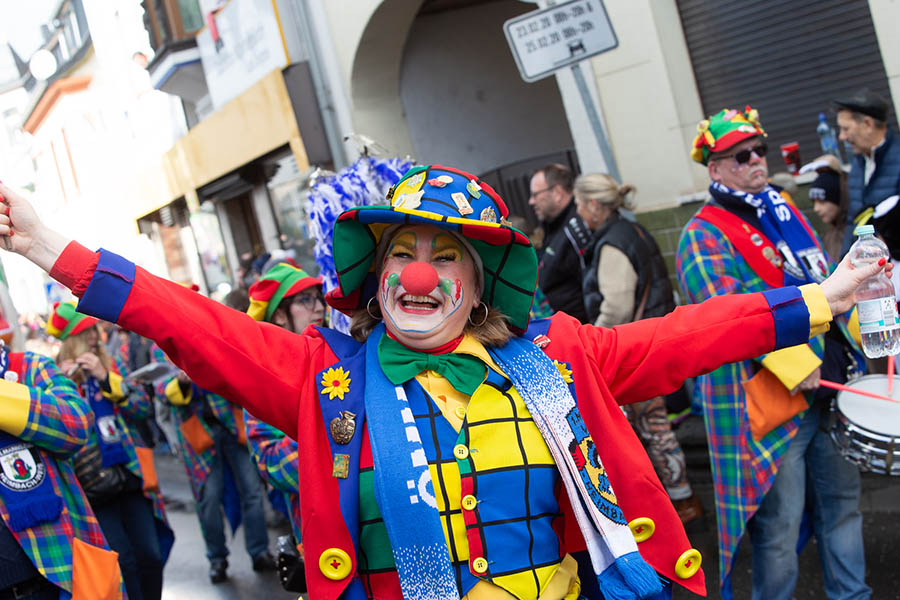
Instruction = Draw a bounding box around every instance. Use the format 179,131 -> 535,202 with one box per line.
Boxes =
761,344 -> 822,392
165,377 -> 192,406
101,371 -> 125,402
846,308 -> 861,346
0,380 -> 33,436
799,284 -> 833,338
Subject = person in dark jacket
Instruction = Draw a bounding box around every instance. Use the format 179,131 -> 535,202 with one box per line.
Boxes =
834,88 -> 900,255
574,172 -> 702,527
528,164 -> 591,322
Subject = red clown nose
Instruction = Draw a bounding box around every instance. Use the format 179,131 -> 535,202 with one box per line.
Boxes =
400,262 -> 439,296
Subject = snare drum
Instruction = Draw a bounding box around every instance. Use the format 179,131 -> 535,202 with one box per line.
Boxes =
830,375 -> 900,475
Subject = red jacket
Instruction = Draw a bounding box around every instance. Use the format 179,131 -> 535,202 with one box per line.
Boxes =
52,242 -> 809,599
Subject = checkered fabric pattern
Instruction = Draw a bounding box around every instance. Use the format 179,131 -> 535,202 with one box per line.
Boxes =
89,356 -> 170,526
151,344 -> 244,502
677,215 -> 826,593
244,411 -> 302,542
357,369 -> 565,599
0,352 -> 112,593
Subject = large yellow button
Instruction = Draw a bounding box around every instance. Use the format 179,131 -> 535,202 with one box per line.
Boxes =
472,557 -> 489,574
319,547 -> 352,580
675,548 -> 702,579
455,406 -> 467,419
461,494 -> 478,510
628,517 -> 655,543
453,444 -> 469,459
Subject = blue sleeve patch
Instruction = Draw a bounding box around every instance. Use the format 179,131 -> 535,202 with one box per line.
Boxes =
762,287 -> 809,349
77,249 -> 136,323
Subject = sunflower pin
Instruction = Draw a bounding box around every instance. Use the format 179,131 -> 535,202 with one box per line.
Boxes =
554,361 -> 573,384
320,366 -> 351,400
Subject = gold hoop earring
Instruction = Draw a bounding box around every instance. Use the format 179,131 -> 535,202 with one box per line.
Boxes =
366,297 -> 382,320
468,302 -> 489,327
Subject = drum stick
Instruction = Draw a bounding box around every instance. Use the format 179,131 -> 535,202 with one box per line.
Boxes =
819,379 -> 898,403
889,355 -> 894,396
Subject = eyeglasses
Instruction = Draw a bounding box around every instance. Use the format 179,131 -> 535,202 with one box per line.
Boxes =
529,187 -> 553,199
292,292 -> 324,309
713,142 -> 768,164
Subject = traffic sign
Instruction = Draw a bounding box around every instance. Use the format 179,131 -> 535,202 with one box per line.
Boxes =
503,0 -> 618,83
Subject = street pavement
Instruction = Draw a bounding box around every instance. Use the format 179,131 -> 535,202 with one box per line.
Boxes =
155,451 -> 302,600
672,415 -> 900,599
153,416 -> 900,599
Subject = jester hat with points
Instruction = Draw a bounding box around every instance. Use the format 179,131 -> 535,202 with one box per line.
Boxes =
247,263 -> 322,323
691,106 -> 767,165
46,301 -> 99,340
325,165 -> 538,333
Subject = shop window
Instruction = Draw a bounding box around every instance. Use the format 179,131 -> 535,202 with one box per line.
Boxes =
266,153 -> 319,275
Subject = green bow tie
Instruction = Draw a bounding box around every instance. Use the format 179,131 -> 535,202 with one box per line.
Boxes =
378,335 -> 486,396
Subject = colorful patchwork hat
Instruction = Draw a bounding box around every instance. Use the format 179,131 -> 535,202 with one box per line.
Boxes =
326,165 -> 538,333
46,301 -> 99,340
247,263 -> 322,322
691,106 -> 767,165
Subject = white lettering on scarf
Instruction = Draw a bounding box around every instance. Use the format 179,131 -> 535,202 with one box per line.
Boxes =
397,386 -> 438,509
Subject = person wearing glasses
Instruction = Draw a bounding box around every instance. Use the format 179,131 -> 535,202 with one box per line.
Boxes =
528,164 -> 591,322
677,107 -> 869,600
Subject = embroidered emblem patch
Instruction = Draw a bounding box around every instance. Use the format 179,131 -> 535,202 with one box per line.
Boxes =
97,415 -> 121,444
321,367 -> 351,400
466,180 -> 482,199
0,443 -> 45,491
532,334 -> 550,349
428,175 -> 453,188
566,408 -> 626,525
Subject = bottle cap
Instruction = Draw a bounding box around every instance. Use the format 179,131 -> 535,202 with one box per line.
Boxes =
854,224 -> 875,236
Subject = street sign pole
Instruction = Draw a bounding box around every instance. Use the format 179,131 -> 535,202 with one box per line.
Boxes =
569,61 -> 620,181
503,0 -> 621,179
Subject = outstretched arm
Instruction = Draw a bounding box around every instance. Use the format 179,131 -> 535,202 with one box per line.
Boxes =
0,185 -> 327,439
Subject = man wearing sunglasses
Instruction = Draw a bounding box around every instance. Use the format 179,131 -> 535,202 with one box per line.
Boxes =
676,107 -> 870,600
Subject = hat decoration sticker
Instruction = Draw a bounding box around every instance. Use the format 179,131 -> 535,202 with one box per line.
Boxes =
325,165 -> 538,333
691,106 -> 767,165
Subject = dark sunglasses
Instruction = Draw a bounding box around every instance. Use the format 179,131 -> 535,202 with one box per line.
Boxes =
715,142 -> 768,164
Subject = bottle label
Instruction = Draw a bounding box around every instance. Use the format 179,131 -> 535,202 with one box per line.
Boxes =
857,298 -> 900,334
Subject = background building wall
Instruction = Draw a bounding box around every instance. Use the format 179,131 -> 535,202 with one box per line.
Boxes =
399,0 -> 574,174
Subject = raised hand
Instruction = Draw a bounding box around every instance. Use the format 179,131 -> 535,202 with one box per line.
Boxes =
0,183 -> 70,272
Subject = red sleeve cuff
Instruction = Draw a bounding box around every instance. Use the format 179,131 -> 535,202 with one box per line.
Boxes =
49,241 -> 99,298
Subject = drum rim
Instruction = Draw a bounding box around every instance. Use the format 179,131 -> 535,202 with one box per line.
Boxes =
835,374 -> 900,437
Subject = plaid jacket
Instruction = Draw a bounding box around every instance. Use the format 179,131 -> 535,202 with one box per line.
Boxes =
676,205 -> 855,596
78,357 -> 171,529
0,352 -> 120,597
244,411 -> 302,542
151,344 -> 242,502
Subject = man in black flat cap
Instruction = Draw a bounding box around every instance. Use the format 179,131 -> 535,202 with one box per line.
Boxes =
834,88 -> 900,254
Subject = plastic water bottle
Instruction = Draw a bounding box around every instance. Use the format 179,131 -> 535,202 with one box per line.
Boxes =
848,225 -> 900,358
816,113 -> 841,158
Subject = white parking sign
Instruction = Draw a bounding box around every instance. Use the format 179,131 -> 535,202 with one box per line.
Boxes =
503,0 -> 618,82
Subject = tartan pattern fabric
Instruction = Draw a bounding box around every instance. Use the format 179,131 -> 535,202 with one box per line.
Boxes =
151,345 -> 243,502
244,410 -> 302,542
676,214 -> 825,593
93,357 -> 170,527
357,369 -> 564,599
0,352 -> 114,594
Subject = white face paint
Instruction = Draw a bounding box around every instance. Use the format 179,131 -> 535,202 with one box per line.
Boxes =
379,225 -> 479,349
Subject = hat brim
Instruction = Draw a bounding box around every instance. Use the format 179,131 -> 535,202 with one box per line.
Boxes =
328,205 -> 537,333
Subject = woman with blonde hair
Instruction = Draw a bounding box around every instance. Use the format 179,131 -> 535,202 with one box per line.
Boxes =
49,302 -> 171,600
575,173 -> 703,527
